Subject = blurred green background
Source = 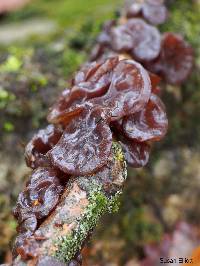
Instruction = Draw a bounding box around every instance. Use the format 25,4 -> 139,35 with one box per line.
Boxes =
0,0 -> 200,265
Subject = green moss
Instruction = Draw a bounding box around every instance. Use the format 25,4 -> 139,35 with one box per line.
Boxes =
0,88 -> 9,100
69,20 -> 99,50
33,73 -> 48,87
60,49 -> 86,77
3,121 -> 15,132
5,0 -> 123,28
112,142 -> 127,183
0,88 -> 16,109
0,55 -> 22,73
112,141 -> 125,163
53,142 -> 126,263
54,185 -> 121,263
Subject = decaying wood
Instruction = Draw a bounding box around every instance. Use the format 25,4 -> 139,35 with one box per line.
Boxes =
8,142 -> 127,266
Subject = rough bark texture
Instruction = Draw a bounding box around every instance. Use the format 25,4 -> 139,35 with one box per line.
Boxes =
9,142 -> 127,266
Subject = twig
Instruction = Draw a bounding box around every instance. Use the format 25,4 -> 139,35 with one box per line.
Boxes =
9,142 -> 127,266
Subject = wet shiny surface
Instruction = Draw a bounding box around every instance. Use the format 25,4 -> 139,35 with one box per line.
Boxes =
126,0 -> 168,25
145,33 -> 194,85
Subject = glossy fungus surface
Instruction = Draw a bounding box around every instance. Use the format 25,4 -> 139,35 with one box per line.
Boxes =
90,19 -> 161,63
145,33 -> 194,85
25,125 -> 63,169
12,0 -> 196,262
48,106 -> 113,176
90,59 -> 152,120
13,56 -> 168,262
97,20 -> 116,46
15,237 -> 40,260
13,168 -> 63,224
46,57 -> 155,176
120,138 -> 151,168
111,19 -> 161,62
123,93 -> 168,142
13,168 -> 63,260
48,57 -> 119,125
126,0 -> 168,25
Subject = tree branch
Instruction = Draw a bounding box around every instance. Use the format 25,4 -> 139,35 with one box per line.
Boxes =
10,142 -> 127,266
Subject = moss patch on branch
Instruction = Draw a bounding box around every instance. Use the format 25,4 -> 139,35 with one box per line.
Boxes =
53,185 -> 122,263
51,142 -> 127,263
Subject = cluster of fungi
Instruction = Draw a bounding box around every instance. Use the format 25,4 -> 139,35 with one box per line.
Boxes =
91,0 -> 193,85
11,0 -> 193,265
